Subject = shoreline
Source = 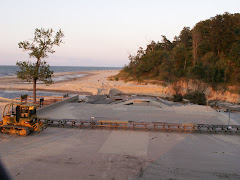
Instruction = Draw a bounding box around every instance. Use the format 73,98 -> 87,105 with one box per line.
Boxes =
0,70 -> 121,95
0,69 -> 239,104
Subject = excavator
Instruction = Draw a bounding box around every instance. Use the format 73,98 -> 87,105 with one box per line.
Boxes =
0,102 -> 46,136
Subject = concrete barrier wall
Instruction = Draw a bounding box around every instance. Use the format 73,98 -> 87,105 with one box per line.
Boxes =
37,95 -> 79,114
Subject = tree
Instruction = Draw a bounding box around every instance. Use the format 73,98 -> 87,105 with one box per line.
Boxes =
121,12 -> 240,87
179,27 -> 192,48
17,28 -> 64,103
161,35 -> 173,51
178,27 -> 192,70
192,28 -> 201,66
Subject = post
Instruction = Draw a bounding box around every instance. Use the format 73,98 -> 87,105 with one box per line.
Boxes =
227,109 -> 231,126
207,99 -> 208,110
40,98 -> 44,107
33,78 -> 37,103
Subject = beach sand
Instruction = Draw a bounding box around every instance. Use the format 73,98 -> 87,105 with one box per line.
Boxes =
0,69 -> 174,99
0,70 -> 120,94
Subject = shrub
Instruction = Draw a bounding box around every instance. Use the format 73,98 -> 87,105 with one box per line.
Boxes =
173,94 -> 183,102
183,91 -> 206,105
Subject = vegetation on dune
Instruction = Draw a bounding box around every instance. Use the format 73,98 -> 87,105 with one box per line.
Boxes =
117,12 -> 240,93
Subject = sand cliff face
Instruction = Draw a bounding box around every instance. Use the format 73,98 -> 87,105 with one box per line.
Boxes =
106,79 -> 240,103
174,80 -> 240,103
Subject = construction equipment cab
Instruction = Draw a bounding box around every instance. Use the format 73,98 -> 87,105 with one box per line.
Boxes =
1,102 -> 46,136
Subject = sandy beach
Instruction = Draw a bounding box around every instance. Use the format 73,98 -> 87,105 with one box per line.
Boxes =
0,69 -> 170,97
0,70 -> 120,95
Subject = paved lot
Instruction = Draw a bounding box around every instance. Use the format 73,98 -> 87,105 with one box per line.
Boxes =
0,102 -> 240,180
38,102 -> 230,125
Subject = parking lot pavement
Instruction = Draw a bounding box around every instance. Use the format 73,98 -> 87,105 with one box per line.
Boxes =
1,102 -> 239,179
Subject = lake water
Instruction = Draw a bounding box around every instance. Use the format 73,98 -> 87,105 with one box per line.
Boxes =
0,90 -> 64,99
0,65 -> 122,77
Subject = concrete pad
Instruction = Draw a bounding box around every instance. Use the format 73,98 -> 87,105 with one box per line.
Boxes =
217,112 -> 240,125
21,102 -> 240,179
171,105 -> 217,115
135,134 -> 240,180
99,131 -> 149,156
37,103 -> 229,125
148,132 -> 186,160
1,127 -> 240,180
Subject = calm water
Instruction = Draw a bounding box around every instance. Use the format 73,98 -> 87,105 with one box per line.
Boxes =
0,90 -> 64,99
0,65 -> 122,77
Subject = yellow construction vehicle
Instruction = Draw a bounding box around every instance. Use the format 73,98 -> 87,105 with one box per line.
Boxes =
0,102 -> 46,136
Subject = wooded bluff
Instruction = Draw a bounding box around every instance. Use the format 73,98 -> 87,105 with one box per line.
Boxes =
118,12 -> 240,96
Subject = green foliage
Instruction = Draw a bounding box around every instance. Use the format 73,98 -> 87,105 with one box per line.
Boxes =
183,91 -> 207,105
121,12 -> 240,88
173,94 -> 183,102
179,27 -> 192,47
16,61 -> 53,84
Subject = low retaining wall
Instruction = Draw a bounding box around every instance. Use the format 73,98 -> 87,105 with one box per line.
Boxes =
37,94 -> 79,114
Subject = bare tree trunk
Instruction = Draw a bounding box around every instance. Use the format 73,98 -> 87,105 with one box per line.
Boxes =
32,58 -> 40,104
33,78 -> 37,103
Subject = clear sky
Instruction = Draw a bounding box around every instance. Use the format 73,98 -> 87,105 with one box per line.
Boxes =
0,0 -> 239,67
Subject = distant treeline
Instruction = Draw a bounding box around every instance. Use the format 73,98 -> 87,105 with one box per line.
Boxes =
122,12 -> 240,88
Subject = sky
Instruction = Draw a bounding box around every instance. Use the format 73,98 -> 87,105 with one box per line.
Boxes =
0,0 -> 239,67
